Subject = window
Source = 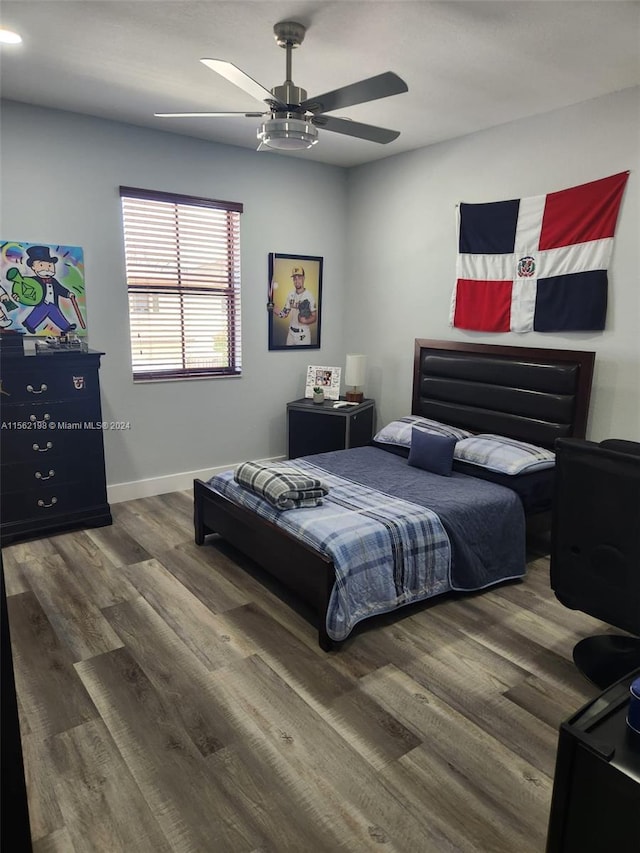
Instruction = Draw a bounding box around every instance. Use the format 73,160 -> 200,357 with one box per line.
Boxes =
119,186 -> 243,381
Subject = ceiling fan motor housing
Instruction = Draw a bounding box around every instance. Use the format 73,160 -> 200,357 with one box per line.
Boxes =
271,83 -> 307,108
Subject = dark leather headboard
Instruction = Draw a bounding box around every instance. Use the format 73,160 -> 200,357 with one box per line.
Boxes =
412,340 -> 595,448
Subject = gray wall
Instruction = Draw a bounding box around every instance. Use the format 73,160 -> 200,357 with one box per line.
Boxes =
346,87 -> 640,442
0,101 -> 348,499
2,88 -> 639,502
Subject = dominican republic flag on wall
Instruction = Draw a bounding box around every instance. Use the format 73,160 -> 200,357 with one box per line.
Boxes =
450,171 -> 629,332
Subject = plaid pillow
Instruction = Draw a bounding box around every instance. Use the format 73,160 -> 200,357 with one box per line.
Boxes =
373,416 -> 472,449
454,434 -> 555,475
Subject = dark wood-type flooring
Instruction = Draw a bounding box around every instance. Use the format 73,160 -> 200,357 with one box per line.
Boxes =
3,490 -> 607,852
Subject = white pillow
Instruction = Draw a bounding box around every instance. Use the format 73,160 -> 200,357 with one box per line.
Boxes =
454,434 -> 555,475
373,416 -> 473,449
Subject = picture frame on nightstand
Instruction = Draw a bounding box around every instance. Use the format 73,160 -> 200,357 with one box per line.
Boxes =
304,365 -> 341,400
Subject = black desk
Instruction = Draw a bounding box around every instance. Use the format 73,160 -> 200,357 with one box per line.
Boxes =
547,667 -> 640,852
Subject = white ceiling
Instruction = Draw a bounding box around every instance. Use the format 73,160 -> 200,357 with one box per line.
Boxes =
1,1 -> 639,169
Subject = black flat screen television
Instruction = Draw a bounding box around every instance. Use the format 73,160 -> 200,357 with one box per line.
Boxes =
546,668 -> 640,852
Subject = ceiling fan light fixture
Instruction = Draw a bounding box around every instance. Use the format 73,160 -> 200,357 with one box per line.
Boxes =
257,116 -> 318,150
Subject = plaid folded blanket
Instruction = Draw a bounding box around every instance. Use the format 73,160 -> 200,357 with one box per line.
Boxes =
234,461 -> 329,509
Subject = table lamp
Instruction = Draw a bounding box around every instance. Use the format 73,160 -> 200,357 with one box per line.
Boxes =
345,353 -> 366,402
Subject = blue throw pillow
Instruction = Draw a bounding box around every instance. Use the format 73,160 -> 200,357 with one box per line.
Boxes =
408,428 -> 457,476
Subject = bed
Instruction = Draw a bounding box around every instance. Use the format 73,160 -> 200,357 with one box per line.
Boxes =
194,339 -> 595,651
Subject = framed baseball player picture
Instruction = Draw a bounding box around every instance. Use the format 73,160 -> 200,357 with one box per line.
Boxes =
267,252 -> 323,350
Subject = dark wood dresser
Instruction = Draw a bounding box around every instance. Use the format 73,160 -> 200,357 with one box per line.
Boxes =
0,346 -> 112,546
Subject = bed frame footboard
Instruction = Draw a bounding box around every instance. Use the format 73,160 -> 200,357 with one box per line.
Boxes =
193,479 -> 336,651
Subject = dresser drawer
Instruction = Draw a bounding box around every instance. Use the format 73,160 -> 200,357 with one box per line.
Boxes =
1,453 -> 106,493
2,398 -> 102,428
1,422 -> 103,464
1,366 -> 98,406
1,480 -> 107,524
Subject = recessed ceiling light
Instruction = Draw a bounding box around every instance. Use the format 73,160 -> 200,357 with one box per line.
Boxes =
0,29 -> 23,45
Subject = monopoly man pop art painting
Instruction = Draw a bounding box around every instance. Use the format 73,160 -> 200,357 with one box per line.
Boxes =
1,241 -> 88,336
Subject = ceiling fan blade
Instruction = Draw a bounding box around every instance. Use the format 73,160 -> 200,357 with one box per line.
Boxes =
311,115 -> 400,144
200,59 -> 285,108
301,71 -> 407,114
155,112 -> 266,118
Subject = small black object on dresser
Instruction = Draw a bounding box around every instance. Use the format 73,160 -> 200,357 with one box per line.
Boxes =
0,343 -> 112,545
287,397 -> 375,459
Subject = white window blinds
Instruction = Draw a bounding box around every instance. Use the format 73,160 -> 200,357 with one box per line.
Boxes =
120,186 -> 243,381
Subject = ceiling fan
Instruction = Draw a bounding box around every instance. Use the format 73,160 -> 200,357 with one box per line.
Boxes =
155,20 -> 408,151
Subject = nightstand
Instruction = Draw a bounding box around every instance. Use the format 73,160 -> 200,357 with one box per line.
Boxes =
287,397 -> 375,459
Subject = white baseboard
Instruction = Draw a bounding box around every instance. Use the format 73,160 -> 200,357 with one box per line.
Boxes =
107,455 -> 287,504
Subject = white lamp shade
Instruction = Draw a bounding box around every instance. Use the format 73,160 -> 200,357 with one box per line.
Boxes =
345,354 -> 366,387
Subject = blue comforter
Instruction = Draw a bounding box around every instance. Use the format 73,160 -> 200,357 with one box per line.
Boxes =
307,446 -> 526,592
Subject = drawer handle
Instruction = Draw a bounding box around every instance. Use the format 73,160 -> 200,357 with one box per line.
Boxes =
26,383 -> 48,394
32,441 -> 53,452
37,497 -> 58,508
35,470 -> 55,480
29,413 -> 51,422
